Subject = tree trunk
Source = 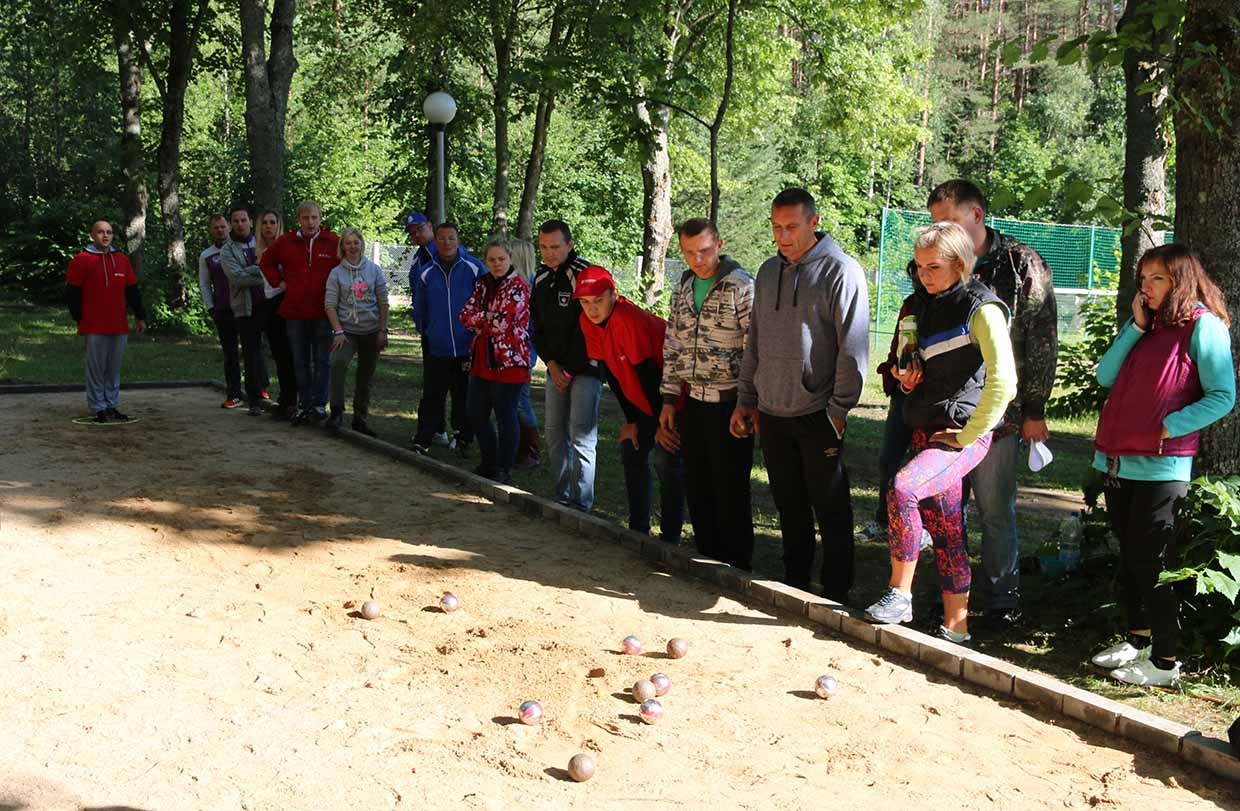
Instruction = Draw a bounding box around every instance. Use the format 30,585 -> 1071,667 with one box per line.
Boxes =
516,91 -> 555,241
707,0 -> 739,223
489,0 -> 517,237
240,0 -> 297,217
1116,0 -> 1169,327
635,98 -> 672,308
988,0 -> 1004,159
1174,0 -> 1240,475
113,19 -> 147,279
914,10 -> 934,188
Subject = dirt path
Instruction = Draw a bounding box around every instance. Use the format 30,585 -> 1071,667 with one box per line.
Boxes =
0,390 -> 1231,810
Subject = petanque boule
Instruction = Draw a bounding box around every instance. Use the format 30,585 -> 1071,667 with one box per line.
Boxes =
567,753 -> 595,782
666,637 -> 688,659
518,699 -> 543,725
439,592 -> 460,613
815,674 -> 839,699
631,678 -> 656,702
638,698 -> 663,724
650,673 -> 671,696
621,635 -> 642,655
360,600 -> 380,620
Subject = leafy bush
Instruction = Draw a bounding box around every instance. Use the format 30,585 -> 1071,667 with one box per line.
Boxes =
0,197 -> 120,303
1047,296 -> 1114,419
1160,476 -> 1240,672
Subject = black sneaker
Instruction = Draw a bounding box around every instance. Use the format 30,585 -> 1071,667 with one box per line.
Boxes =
977,607 -> 1024,632
248,404 -> 264,417
452,439 -> 472,459
311,408 -> 328,426
290,409 -> 309,426
106,408 -> 131,422
272,405 -> 295,422
410,442 -> 430,456
325,413 -> 344,432
352,421 -> 377,437
92,411 -> 109,424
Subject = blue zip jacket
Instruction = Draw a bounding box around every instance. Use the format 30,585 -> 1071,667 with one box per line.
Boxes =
414,246 -> 485,357
407,241 -> 437,310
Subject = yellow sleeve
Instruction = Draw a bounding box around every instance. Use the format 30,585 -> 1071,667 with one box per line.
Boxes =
957,302 -> 1018,447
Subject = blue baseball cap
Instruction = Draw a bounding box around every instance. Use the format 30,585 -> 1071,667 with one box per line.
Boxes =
404,211 -> 430,228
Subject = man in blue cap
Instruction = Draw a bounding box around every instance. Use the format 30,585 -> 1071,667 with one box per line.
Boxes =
403,210 -> 449,447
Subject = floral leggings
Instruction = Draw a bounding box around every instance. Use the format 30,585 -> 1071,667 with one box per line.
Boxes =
887,429 -> 993,595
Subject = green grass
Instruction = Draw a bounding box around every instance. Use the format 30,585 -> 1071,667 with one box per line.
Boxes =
4,301 -> 1235,735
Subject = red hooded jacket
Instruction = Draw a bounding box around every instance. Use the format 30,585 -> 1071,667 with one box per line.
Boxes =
260,228 -> 341,320
580,297 -> 666,417
66,246 -> 139,334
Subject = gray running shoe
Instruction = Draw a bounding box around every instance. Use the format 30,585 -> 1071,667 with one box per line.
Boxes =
864,588 -> 913,624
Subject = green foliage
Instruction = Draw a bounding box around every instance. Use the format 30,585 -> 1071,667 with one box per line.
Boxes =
1159,476 -> 1240,670
0,197 -> 118,302
1047,297 -> 1115,419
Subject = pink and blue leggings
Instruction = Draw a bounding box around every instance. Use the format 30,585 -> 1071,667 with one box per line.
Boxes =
887,430 -> 993,595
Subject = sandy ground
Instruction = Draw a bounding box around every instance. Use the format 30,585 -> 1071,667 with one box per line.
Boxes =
0,389 -> 1234,811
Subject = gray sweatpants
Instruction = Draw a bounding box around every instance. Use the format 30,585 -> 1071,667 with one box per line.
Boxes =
85,333 -> 127,413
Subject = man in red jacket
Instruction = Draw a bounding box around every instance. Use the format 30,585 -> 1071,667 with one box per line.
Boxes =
65,220 -> 147,423
576,266 -> 685,542
260,200 -> 340,425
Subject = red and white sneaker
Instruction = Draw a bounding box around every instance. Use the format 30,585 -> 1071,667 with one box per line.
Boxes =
221,398 -> 244,409
261,390 -> 272,402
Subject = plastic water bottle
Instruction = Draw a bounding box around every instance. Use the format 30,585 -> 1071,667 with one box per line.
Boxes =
1057,512 -> 1083,574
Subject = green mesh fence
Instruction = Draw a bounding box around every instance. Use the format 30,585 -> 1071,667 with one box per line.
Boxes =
875,208 -> 1172,345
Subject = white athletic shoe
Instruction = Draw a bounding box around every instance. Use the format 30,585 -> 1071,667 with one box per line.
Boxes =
1110,657 -> 1180,686
432,431 -> 451,447
1090,641 -> 1150,669
919,529 -> 933,551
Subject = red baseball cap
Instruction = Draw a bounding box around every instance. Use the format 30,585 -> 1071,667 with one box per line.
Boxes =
572,265 -> 616,299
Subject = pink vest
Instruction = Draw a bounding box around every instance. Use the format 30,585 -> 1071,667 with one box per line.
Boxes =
1095,310 -> 1204,458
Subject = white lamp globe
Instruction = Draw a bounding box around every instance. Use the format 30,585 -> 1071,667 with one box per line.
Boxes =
423,92 -> 457,125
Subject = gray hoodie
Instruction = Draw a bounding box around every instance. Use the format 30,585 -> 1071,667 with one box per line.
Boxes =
737,231 -> 869,422
325,258 -> 388,334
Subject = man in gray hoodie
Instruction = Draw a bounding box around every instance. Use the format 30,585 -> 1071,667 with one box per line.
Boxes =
731,188 -> 869,601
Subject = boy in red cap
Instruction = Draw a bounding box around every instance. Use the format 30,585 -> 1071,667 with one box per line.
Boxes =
575,266 -> 684,542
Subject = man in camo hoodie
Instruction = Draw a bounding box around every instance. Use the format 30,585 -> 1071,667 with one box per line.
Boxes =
659,218 -> 756,569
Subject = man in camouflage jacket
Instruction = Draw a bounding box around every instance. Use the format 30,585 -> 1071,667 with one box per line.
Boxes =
659,218 -> 756,569
928,180 -> 1058,624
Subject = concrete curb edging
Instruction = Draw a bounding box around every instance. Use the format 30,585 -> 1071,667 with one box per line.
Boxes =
46,380 -> 1235,784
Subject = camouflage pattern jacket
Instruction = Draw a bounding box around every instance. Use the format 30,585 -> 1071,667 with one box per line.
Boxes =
974,227 -> 1058,433
661,257 -> 754,404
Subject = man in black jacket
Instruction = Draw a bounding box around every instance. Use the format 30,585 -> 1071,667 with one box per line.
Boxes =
531,220 -> 603,510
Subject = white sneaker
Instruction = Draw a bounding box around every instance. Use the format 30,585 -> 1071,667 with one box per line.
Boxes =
1090,641 -> 1150,669
919,529 -> 933,551
432,431 -> 451,447
1110,657 -> 1180,686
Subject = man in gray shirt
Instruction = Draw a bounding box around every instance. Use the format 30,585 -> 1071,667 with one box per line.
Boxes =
731,188 -> 869,601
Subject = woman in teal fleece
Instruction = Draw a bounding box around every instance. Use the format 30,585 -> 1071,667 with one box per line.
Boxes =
1089,243 -> 1234,686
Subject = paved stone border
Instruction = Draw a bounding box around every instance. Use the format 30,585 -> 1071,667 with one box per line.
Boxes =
0,380 -> 215,396
59,380 -> 1240,783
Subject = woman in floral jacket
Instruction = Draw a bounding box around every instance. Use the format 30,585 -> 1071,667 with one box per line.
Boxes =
460,237 -> 532,483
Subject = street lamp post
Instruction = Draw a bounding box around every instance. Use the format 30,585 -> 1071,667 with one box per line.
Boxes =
423,91 -> 457,226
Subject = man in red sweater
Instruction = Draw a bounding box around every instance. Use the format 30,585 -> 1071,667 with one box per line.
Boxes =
576,266 -> 685,542
259,200 -> 340,425
65,220 -> 147,423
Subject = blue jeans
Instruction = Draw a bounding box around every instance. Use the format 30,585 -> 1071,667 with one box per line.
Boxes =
286,318 -> 331,411
517,381 -> 538,429
544,374 -> 602,509
620,416 -> 686,541
966,431 -> 1021,610
468,377 -> 523,476
875,392 -> 913,528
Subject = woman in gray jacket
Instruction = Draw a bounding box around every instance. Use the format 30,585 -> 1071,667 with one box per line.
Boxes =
324,228 -> 389,435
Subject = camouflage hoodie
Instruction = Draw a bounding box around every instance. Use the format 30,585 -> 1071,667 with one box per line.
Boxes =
660,256 -> 754,404
974,227 -> 1058,432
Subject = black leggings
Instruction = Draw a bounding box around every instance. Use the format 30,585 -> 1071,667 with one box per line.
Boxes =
1104,478 -> 1188,660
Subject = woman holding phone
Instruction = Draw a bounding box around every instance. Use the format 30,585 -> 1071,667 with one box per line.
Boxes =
1089,244 -> 1235,686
